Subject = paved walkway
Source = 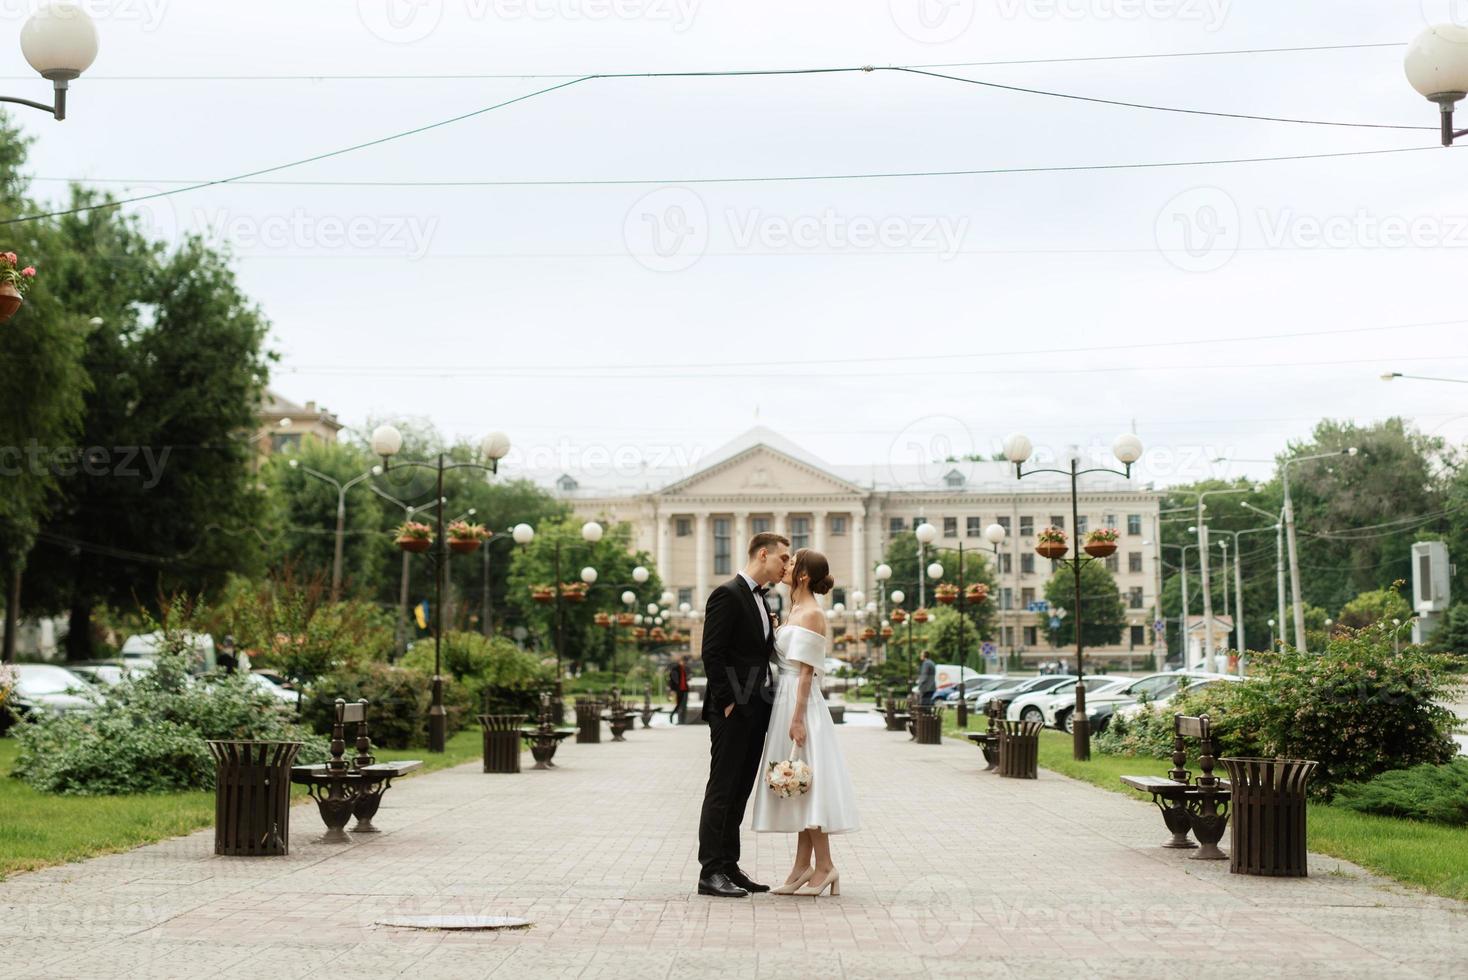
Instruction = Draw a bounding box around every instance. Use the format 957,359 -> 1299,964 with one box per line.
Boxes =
3,715 -> 1466,979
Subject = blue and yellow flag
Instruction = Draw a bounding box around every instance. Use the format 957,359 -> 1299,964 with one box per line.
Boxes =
414,600 -> 429,631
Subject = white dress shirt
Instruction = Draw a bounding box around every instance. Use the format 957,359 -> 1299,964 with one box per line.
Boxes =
738,571 -> 771,640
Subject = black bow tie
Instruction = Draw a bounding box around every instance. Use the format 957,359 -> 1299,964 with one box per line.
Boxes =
751,585 -> 769,598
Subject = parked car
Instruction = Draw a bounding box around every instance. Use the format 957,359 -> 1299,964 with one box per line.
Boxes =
7,663 -> 97,718
923,672 -> 1002,701
1109,675 -> 1241,724
967,674 -> 1079,711
120,631 -> 216,671
245,671 -> 300,708
1006,676 -> 1130,726
1048,671 -> 1224,733
934,675 -> 1009,702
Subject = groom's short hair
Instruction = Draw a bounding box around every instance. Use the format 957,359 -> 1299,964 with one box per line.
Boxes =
747,532 -> 790,558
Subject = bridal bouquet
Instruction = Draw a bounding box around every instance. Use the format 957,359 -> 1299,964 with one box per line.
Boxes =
766,750 -> 812,799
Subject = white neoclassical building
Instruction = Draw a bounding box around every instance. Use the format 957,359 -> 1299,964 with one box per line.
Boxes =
549,428 -> 1165,661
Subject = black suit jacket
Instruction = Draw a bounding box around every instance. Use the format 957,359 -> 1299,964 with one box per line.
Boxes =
700,576 -> 775,721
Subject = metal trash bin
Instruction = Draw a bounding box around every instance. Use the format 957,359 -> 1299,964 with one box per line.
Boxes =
479,714 -> 527,773
998,720 -> 1042,779
575,697 -> 602,744
828,703 -> 846,725
207,740 -> 302,856
914,705 -> 943,745
1220,757 -> 1317,877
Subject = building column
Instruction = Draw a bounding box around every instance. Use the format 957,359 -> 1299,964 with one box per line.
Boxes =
694,512 -> 709,604
734,511 -> 748,556
812,509 -> 828,555
852,502 -> 867,601
772,511 -> 789,539
657,511 -> 672,589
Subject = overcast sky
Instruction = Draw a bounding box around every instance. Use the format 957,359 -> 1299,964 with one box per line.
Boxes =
7,1 -> 1468,490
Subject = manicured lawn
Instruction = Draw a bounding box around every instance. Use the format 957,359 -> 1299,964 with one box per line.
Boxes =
0,728 -> 486,881
941,713 -> 1468,902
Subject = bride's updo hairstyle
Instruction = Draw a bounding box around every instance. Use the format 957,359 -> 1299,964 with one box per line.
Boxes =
792,548 -> 835,596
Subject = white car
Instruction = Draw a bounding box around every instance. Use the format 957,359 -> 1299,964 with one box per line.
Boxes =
121,631 -> 216,671
968,674 -> 1079,711
246,672 -> 299,706
1006,676 -> 1129,726
1044,671 -> 1223,733
1112,674 -> 1241,722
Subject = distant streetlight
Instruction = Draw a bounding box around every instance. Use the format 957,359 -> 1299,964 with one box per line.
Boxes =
1,3 -> 99,121
1380,371 -> 1468,384
985,523 -> 1008,669
287,459 -> 382,601
1405,24 -> 1468,145
915,522 -> 938,607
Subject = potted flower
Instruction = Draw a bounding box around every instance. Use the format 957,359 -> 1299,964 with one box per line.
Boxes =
394,521 -> 433,553
965,583 -> 989,603
445,520 -> 489,554
890,608 -> 907,625
1036,526 -> 1068,560
879,624 -> 894,639
530,585 -> 555,604
561,582 -> 588,603
0,253 -> 36,322
616,612 -> 636,627
913,607 -> 931,624
633,627 -> 648,639
1084,527 -> 1119,558
593,611 -> 612,628
861,626 -> 877,640
934,583 -> 959,605
650,627 -> 668,642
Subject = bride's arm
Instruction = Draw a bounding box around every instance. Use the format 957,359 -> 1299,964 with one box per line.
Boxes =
788,607 -> 826,746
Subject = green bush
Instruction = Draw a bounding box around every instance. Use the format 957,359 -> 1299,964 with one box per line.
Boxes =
1095,681 -> 1257,760
399,632 -> 553,715
11,646 -> 326,796
301,661 -> 472,748
1334,759 -> 1468,826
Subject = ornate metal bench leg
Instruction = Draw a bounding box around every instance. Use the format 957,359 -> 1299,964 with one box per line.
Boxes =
311,782 -> 355,844
1154,796 -> 1198,849
351,781 -> 390,834
1187,795 -> 1229,860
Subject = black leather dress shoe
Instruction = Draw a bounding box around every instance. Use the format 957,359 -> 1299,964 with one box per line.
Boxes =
697,872 -> 749,898
726,866 -> 769,892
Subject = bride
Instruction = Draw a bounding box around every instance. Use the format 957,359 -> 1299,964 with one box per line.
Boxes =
751,547 -> 859,896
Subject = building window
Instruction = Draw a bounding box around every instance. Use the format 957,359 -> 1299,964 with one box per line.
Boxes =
1049,515 -> 1065,531
1021,587 -> 1036,607
967,516 -> 982,537
1104,513 -> 1117,530
1019,515 -> 1033,537
832,587 -> 846,606
1128,586 -> 1144,610
1000,587 -> 1013,610
1024,626 -> 1038,647
556,474 -> 579,492
1077,515 -> 1089,536
270,433 -> 302,454
1130,624 -> 1145,647
1128,552 -> 1143,573
713,518 -> 731,575
751,516 -> 770,535
678,588 -> 693,608
789,516 -> 810,550
999,552 -> 1013,574
830,515 -> 847,536
943,516 -> 957,537
1127,514 -> 1142,535
997,516 -> 1011,535
1021,552 -> 1035,575
675,517 -> 692,537
889,517 -> 905,536
944,469 -> 965,489
1105,554 -> 1119,572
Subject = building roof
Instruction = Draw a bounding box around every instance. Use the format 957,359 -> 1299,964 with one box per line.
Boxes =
258,389 -> 342,429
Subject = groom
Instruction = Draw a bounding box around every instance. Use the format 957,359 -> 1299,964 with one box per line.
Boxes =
696,531 -> 791,898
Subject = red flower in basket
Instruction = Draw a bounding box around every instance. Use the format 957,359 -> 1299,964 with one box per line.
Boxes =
1083,527 -> 1119,558
1036,527 -> 1068,560
394,521 -> 433,553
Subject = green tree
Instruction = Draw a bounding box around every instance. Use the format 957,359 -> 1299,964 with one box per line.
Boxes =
262,440 -> 386,597
1336,584 -> 1413,631
879,531 -> 998,639
1425,603 -> 1468,663
1043,561 -> 1126,649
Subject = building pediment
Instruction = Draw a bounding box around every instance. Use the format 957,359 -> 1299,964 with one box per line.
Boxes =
660,445 -> 862,499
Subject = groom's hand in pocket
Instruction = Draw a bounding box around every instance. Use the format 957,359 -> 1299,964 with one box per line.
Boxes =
724,703 -> 734,719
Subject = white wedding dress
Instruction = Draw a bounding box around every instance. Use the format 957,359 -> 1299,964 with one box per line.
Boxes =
751,624 -> 860,835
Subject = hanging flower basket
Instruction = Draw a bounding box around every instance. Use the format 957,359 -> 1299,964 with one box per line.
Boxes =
394,521 -> 433,553
913,608 -> 931,624
561,582 -> 587,603
934,583 -> 959,605
861,627 -> 877,641
650,627 -> 668,642
1036,527 -> 1068,560
531,586 -> 555,604
616,612 -> 636,627
0,253 -> 36,322
633,627 -> 648,639
446,520 -> 489,554
1083,528 -> 1119,558
890,608 -> 907,625
965,583 -> 989,603
593,612 -> 612,628
879,624 -> 894,639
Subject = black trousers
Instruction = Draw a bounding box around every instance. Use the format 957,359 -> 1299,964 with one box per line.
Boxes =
697,705 -> 768,877
672,690 -> 688,723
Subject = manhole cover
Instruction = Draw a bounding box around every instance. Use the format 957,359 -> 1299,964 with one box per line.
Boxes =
375,915 -> 532,931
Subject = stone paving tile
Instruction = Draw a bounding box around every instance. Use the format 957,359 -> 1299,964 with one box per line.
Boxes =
3,716 -> 1467,979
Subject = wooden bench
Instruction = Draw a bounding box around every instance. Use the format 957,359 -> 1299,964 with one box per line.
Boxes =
291,699 -> 422,842
1120,713 -> 1230,860
967,698 -> 1005,771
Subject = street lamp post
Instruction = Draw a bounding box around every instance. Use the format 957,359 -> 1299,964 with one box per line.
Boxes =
1,4 -> 99,121
1005,433 -> 1144,761
479,523 -> 537,637
915,522 -> 938,608
1242,500 -> 1287,651
372,425 -> 511,753
1212,522 -> 1277,673
1405,25 -> 1468,145
1192,487 -> 1255,668
288,460 -> 383,601
874,563 -> 892,622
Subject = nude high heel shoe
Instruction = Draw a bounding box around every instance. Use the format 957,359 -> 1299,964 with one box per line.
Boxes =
770,868 -> 813,895
794,869 -> 839,897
